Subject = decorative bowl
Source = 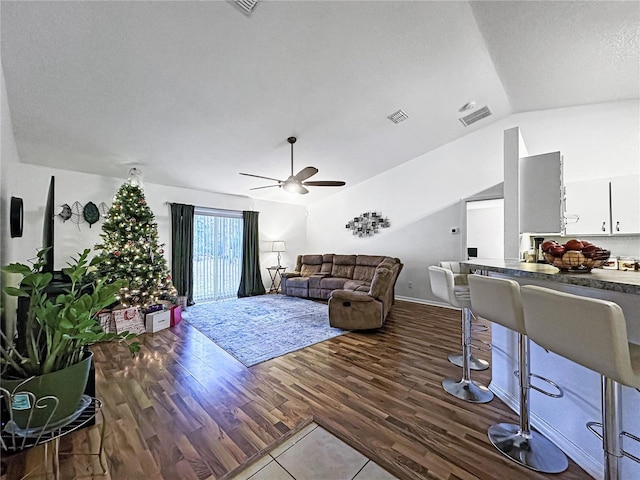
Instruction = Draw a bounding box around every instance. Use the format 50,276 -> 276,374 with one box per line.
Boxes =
541,239 -> 610,273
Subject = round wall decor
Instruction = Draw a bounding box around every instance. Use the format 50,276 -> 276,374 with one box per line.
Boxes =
10,196 -> 23,238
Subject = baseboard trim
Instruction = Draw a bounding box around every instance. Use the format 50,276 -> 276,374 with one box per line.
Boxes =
395,296 -> 453,309
488,382 -> 601,480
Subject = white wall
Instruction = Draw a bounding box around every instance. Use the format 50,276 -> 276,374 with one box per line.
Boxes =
1,64 -> 308,294
1,64 -> 21,266
3,62 -> 638,307
1,160 -> 308,289
307,100 -> 639,303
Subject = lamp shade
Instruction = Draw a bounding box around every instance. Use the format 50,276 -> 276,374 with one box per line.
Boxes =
272,241 -> 286,252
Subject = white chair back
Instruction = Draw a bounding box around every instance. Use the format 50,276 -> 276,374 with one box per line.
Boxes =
468,275 -> 525,335
521,285 -> 640,388
428,265 -> 470,309
438,261 -> 468,285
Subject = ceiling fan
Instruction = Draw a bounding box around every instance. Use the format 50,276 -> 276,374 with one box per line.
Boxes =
240,137 -> 346,195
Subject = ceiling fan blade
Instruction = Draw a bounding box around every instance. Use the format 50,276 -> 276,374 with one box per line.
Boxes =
249,184 -> 281,191
239,173 -> 283,183
300,185 -> 309,195
294,166 -> 318,182
302,181 -> 346,187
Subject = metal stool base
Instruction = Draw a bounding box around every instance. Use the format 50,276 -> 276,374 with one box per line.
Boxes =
448,353 -> 490,371
488,423 -> 568,474
442,378 -> 494,403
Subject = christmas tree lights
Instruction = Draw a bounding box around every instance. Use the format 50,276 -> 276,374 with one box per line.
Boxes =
95,180 -> 176,308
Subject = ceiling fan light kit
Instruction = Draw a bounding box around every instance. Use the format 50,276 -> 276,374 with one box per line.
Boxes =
240,137 -> 346,195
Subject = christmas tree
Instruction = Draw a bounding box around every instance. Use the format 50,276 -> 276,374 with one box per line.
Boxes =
95,172 -> 175,307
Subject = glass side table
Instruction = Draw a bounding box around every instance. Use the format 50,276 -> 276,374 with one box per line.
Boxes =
267,266 -> 287,293
1,395 -> 106,479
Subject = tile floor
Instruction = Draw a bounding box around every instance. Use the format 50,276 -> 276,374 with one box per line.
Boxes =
230,423 -> 399,480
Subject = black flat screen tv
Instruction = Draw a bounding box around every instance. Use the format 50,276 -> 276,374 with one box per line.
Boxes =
42,175 -> 55,273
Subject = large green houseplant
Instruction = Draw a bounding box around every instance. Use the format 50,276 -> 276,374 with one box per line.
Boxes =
1,248 -> 139,429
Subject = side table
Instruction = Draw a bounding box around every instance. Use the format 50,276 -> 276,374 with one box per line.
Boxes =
1,395 -> 106,479
267,266 -> 286,293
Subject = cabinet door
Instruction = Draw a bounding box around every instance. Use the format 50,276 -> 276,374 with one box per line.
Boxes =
564,179 -> 610,235
610,175 -> 640,234
519,152 -> 562,234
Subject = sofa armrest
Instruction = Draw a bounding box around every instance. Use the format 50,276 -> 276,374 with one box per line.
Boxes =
281,272 -> 302,279
280,272 -> 301,296
309,272 -> 331,290
330,289 -> 374,303
369,267 -> 393,299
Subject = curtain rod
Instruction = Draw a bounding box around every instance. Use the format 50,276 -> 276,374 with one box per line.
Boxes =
165,202 -> 247,215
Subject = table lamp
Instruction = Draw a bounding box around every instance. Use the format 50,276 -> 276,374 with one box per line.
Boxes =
272,241 -> 286,269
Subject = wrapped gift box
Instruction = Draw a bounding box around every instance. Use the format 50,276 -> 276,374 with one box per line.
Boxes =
145,309 -> 171,333
113,306 -> 146,335
170,305 -> 182,327
98,310 -> 115,333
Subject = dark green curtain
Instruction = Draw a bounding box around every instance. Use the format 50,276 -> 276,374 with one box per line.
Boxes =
170,203 -> 195,305
237,210 -> 266,297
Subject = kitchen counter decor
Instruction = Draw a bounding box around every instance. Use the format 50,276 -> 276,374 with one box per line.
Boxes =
541,239 -> 610,273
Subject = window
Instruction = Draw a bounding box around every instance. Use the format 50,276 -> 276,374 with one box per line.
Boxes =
193,207 -> 243,302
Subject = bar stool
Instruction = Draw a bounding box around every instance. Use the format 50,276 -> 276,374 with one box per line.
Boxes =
428,266 -> 493,403
521,285 -> 640,480
468,275 -> 568,473
438,261 -> 490,372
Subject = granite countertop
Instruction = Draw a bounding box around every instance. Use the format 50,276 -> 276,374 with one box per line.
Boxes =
463,259 -> 640,295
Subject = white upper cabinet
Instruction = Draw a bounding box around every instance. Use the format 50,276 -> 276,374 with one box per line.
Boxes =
519,151 -> 563,234
610,175 -> 640,234
564,174 -> 639,235
564,178 -> 610,235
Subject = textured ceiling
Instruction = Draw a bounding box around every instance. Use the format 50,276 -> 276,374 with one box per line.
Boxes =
1,1 -> 638,206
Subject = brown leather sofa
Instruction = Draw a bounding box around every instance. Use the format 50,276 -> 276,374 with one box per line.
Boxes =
281,254 -> 403,329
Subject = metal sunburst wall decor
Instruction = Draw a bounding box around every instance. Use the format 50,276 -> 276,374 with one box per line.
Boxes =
346,211 -> 390,237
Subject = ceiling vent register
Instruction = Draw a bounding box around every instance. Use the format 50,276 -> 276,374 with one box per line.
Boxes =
235,0 -> 259,15
387,109 -> 409,124
459,106 -> 492,126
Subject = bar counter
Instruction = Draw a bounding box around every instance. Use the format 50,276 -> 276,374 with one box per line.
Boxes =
463,259 -> 640,295
460,258 -> 639,480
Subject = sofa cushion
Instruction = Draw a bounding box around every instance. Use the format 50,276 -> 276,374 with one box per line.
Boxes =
352,266 -> 375,282
301,264 -> 322,276
286,276 -> 309,287
351,255 -> 383,282
301,254 -> 323,265
308,274 -> 328,290
321,254 -> 335,273
320,276 -> 349,291
331,254 -> 356,278
357,255 -> 385,266
343,279 -> 370,291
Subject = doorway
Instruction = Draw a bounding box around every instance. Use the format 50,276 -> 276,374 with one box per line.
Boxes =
465,198 -> 504,260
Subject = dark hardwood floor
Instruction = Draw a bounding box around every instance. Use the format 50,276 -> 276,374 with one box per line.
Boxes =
2,301 -> 590,479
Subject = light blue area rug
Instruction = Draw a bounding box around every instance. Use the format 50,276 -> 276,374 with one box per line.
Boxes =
182,295 -> 348,366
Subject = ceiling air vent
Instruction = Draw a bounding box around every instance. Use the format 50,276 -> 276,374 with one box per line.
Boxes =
387,109 -> 409,124
235,0 -> 259,15
459,106 -> 492,127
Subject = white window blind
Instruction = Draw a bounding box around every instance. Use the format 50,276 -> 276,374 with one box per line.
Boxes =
193,208 -> 243,302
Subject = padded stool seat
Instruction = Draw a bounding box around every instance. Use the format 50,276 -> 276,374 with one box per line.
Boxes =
438,261 -> 490,371
428,265 -> 493,404
469,275 -> 567,473
521,285 -> 640,480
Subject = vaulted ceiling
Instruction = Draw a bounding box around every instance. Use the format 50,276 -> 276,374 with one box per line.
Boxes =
2,1 -> 638,205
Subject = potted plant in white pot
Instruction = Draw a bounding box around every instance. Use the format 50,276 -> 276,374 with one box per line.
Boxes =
1,248 -> 139,430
